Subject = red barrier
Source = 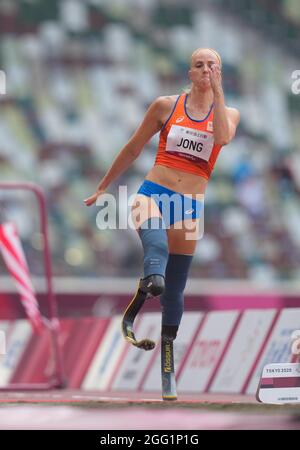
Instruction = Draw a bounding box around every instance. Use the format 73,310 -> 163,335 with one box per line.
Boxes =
0,182 -> 65,390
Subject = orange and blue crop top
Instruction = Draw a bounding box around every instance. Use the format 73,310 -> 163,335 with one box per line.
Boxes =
155,93 -> 223,180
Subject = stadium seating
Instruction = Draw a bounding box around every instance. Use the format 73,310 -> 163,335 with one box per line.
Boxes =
0,0 -> 299,281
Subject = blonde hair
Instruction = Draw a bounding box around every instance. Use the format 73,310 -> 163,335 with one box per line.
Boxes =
183,48 -> 222,93
190,48 -> 222,68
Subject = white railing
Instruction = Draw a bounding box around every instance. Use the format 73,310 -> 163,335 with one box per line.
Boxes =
1,276 -> 300,296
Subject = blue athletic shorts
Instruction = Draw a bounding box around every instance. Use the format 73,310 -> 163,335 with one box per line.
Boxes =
137,180 -> 204,228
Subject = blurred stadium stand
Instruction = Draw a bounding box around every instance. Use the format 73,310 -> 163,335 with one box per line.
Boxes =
0,0 -> 300,282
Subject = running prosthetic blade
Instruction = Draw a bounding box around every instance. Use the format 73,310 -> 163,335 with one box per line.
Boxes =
161,338 -> 177,400
121,281 -> 155,351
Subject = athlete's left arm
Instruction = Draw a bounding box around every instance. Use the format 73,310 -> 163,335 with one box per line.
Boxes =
213,99 -> 240,146
209,64 -> 240,145
225,107 -> 240,144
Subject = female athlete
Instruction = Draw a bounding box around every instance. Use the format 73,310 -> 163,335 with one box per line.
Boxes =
84,48 -> 240,399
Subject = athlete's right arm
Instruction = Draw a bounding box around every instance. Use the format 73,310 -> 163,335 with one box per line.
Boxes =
84,96 -> 173,206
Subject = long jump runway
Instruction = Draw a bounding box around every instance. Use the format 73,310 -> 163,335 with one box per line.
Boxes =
0,390 -> 300,429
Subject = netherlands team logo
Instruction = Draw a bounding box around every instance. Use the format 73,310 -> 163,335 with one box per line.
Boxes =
207,121 -> 213,132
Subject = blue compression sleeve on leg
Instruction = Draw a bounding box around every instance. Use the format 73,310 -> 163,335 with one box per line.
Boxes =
160,253 -> 193,327
138,217 -> 169,278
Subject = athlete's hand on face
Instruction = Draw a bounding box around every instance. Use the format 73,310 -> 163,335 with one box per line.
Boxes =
84,189 -> 105,206
208,63 -> 222,95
